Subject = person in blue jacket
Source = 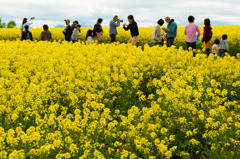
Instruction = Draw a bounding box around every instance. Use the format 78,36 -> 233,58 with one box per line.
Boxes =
162,16 -> 177,47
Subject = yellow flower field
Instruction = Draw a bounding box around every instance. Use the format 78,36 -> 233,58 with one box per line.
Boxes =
0,26 -> 240,55
0,40 -> 240,158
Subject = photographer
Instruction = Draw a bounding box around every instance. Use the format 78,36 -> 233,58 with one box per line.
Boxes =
21,17 -> 35,32
123,15 -> 139,45
109,15 -> 122,43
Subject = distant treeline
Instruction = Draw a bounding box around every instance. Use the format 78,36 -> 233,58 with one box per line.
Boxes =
0,18 -> 17,28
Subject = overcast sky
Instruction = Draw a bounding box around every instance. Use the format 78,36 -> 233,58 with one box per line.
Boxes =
0,0 -> 239,28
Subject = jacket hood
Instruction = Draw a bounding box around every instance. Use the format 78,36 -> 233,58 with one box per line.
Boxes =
169,19 -> 174,24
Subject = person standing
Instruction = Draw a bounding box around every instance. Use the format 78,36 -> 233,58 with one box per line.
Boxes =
162,16 -> 177,47
21,17 -> 34,33
219,34 -> 229,57
93,18 -> 104,42
71,20 -> 79,32
123,15 -> 139,45
152,19 -> 164,46
202,18 -> 213,57
63,19 -> 72,41
85,29 -> 94,43
212,39 -> 220,55
41,24 -> 52,41
184,15 -> 201,57
72,24 -> 81,43
109,15 -> 121,43
21,25 -> 33,41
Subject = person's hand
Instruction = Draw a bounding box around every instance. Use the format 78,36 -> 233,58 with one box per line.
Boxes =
118,19 -> 121,23
123,23 -> 127,27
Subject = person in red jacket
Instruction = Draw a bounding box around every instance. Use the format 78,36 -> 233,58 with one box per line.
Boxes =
202,18 -> 213,57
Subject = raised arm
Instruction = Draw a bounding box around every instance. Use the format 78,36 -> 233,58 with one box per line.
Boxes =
25,20 -> 34,26
111,21 -> 120,27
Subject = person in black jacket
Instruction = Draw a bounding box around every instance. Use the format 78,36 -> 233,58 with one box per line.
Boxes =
63,19 -> 72,41
93,18 -> 103,42
21,25 -> 33,41
123,15 -> 139,45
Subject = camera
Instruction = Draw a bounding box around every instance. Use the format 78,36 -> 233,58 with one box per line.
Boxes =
118,19 -> 123,22
31,17 -> 35,19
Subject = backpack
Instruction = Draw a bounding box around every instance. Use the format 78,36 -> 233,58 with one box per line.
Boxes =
26,32 -> 31,40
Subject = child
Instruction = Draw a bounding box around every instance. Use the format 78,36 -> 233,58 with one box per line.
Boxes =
71,24 -> 81,43
212,39 -> 220,55
85,29 -> 94,43
21,25 -> 33,41
219,34 -> 229,57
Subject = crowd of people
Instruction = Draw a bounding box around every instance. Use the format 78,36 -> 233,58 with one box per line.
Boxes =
20,15 -> 229,57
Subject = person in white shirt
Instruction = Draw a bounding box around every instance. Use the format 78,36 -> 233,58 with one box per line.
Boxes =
85,29 -> 94,43
72,24 -> 81,43
21,17 -> 34,32
152,19 -> 164,46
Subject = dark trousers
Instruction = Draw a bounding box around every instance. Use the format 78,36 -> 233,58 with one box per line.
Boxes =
219,51 -> 225,57
110,34 -> 116,43
187,42 -> 197,57
167,37 -> 174,47
206,49 -> 210,57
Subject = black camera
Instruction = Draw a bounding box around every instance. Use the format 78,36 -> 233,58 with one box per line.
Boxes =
118,19 -> 123,22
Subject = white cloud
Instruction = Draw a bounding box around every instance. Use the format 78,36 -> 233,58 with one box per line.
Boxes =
0,0 -> 239,28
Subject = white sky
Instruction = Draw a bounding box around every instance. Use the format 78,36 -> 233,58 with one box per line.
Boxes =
0,0 -> 239,28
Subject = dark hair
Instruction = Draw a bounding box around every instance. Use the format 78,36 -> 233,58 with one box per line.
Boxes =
222,34 -> 228,40
86,29 -> 93,40
77,24 -> 81,28
24,25 -> 29,30
113,15 -> 118,19
188,16 -> 195,23
73,20 -> 79,24
43,24 -> 49,30
97,18 -> 103,23
204,18 -> 211,27
214,39 -> 220,45
128,15 -> 134,20
22,18 -> 27,25
157,19 -> 164,26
